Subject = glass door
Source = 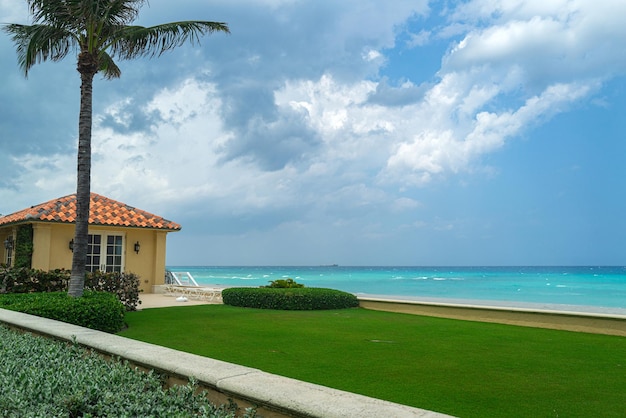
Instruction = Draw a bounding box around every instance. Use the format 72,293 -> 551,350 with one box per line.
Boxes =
105,235 -> 123,272
86,234 -> 124,272
3,235 -> 13,267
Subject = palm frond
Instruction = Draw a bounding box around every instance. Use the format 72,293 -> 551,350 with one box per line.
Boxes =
7,2 -> 229,77
98,51 -> 122,79
109,21 -> 230,60
27,0 -> 145,25
3,23 -> 77,76
27,0 -> 72,26
99,0 -> 145,25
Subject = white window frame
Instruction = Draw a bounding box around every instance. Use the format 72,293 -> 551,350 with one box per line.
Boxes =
86,231 -> 126,273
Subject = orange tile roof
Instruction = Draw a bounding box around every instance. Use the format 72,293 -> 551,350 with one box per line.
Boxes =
0,193 -> 181,231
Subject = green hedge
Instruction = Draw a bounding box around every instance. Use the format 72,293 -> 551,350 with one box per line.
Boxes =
0,267 -> 141,311
222,287 -> 359,310
0,291 -> 125,333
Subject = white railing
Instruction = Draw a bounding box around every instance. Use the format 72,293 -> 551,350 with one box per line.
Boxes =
163,270 -> 222,302
165,270 -> 200,287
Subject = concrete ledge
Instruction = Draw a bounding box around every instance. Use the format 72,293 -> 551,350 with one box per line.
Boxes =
0,308 -> 452,418
358,298 -> 626,336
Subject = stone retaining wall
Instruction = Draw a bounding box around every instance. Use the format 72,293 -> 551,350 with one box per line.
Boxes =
359,298 -> 626,336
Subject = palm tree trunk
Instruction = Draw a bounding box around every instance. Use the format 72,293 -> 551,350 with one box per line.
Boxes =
68,52 -> 97,298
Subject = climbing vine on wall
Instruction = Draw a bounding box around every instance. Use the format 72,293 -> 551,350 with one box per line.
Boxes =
14,224 -> 33,268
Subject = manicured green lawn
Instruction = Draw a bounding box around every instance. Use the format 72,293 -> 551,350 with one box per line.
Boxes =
120,305 -> 626,417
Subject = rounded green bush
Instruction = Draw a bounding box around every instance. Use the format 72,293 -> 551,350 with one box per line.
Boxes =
222,287 -> 359,310
0,291 -> 125,333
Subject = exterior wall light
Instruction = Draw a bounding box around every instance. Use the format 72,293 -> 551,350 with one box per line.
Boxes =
134,241 -> 140,254
69,239 -> 74,252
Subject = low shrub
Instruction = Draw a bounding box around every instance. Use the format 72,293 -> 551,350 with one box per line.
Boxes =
222,287 -> 359,310
0,325 -> 255,417
84,270 -> 141,311
0,266 -> 141,311
262,278 -> 304,288
0,291 -> 125,333
0,267 -> 69,294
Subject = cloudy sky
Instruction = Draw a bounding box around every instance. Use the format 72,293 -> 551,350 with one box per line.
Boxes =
1,0 -> 626,266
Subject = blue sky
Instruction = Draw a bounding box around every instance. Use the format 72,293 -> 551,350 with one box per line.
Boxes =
1,0 -> 626,266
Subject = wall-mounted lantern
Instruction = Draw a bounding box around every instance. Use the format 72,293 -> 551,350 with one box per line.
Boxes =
69,239 -> 74,252
134,241 -> 140,254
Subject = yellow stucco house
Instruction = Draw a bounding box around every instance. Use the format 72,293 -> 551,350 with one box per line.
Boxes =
0,193 -> 181,293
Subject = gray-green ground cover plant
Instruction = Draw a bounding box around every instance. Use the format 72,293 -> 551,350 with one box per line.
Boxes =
0,325 -> 254,417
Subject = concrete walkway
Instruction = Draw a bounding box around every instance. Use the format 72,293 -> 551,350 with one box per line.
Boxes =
139,293 -> 216,309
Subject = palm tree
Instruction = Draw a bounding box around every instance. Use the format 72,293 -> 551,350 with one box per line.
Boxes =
3,1 -> 229,297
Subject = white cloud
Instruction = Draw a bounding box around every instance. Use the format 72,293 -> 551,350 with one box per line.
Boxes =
382,79 -> 596,187
451,0 -> 573,22
1,154 -> 76,211
445,0 -> 626,82
406,29 -> 431,48
90,78 -> 233,209
363,49 -> 383,62
331,0 -> 429,47
392,197 -> 421,212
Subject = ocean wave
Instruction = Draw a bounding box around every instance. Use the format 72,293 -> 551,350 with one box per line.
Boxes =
392,276 -> 432,281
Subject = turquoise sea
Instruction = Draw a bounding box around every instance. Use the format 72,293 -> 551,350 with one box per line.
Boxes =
168,266 -> 626,313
